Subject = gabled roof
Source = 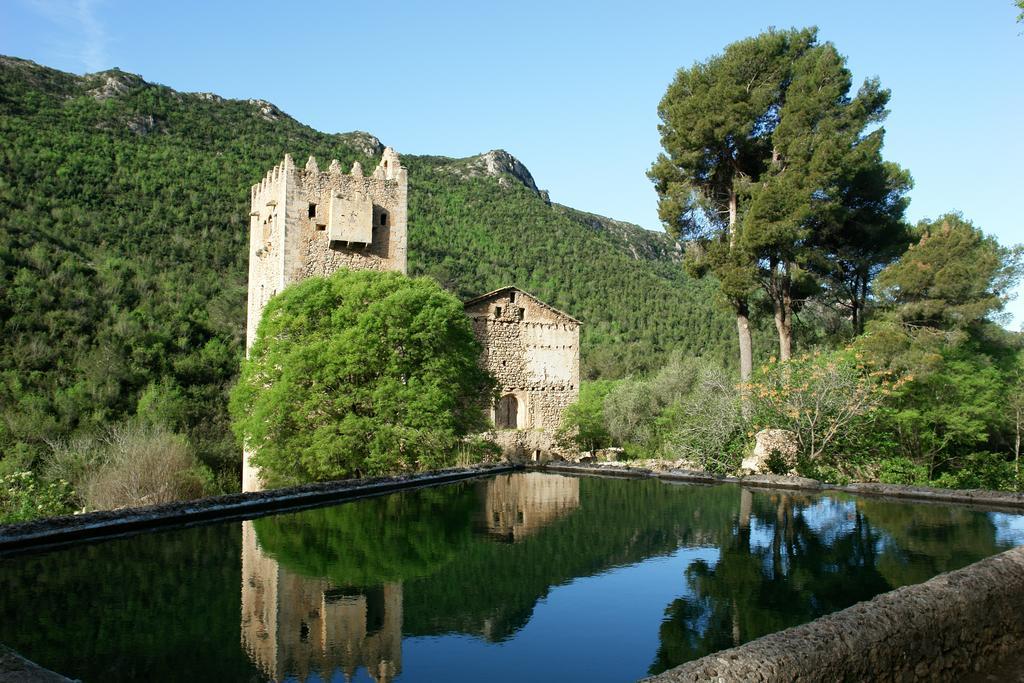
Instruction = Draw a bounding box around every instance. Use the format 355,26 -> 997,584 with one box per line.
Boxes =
463,285 -> 581,325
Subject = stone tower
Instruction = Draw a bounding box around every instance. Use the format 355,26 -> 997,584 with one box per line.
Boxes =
244,149 -> 408,490
246,149 -> 408,351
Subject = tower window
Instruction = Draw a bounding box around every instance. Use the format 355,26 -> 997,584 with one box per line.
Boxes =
308,203 -> 317,218
316,224 -> 326,231
494,306 -> 502,318
380,211 -> 388,226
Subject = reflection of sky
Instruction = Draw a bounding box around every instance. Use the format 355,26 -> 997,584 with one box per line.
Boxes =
800,497 -> 859,545
748,496 -> 860,554
401,547 -> 718,683
990,512 -> 1024,546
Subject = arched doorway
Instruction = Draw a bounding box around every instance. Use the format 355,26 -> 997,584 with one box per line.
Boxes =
496,394 -> 518,429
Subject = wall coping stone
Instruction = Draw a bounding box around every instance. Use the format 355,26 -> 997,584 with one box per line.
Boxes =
538,461 -> 1024,512
0,463 -> 518,556
643,544 -> 1024,682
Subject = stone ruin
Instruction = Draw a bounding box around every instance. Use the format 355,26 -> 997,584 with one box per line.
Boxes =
244,152 -> 579,491
464,287 -> 580,462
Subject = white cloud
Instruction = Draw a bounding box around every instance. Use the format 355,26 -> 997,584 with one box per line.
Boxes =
25,0 -> 108,72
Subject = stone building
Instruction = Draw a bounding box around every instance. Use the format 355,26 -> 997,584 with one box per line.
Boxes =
243,152 -> 579,489
464,287 -> 580,460
241,522 -> 403,682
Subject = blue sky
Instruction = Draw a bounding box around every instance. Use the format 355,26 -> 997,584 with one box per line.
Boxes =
3,0 -> 1023,325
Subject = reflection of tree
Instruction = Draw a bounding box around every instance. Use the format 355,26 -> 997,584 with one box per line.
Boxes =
252,484 -> 479,587
0,524 -> 262,682
254,474 -> 741,643
403,477 -> 739,640
650,490 -> 1009,675
855,499 -> 1010,588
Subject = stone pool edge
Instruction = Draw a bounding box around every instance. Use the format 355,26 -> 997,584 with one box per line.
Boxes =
0,463 -> 519,555
539,462 -> 1024,682
538,461 -> 1024,511
642,543 -> 1024,682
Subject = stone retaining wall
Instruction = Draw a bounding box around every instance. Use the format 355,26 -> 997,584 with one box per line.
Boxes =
645,545 -> 1024,682
0,464 -> 515,555
539,461 -> 1024,511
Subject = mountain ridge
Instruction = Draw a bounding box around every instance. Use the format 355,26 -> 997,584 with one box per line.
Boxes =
0,54 -> 739,484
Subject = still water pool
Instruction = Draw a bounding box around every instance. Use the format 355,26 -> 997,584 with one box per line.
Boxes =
3,472 -> 1024,682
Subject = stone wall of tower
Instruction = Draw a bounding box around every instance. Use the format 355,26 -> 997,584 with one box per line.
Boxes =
246,149 -> 407,353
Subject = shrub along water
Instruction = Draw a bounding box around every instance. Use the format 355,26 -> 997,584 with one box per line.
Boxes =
230,270 -> 495,487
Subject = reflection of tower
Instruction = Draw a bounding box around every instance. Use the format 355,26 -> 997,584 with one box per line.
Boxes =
480,473 -> 580,542
241,522 -> 402,682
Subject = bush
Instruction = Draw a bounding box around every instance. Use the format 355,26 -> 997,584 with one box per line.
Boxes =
659,362 -> 746,471
930,451 -> 1017,492
0,471 -> 76,523
600,357 -> 746,469
44,422 -> 213,510
557,380 -> 618,452
230,270 -> 494,487
747,349 -> 892,470
876,457 -> 927,486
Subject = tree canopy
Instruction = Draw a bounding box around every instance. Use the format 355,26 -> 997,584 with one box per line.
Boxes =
229,270 -> 494,486
650,27 -> 911,365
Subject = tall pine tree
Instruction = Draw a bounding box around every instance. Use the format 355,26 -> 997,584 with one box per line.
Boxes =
650,28 -> 816,378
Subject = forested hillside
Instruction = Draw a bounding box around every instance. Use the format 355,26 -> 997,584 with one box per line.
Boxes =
0,56 -> 738,488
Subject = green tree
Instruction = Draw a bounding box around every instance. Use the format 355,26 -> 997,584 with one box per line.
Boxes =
557,380 -> 617,452
810,152 -> 912,335
740,38 -> 910,357
860,215 -> 1024,485
650,28 -> 817,380
875,213 -> 1023,328
230,270 -> 494,486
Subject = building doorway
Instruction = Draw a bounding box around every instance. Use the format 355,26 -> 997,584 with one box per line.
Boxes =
496,394 -> 518,429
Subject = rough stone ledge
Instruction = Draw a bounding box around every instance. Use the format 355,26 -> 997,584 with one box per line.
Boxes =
643,544 -> 1024,682
0,645 -> 78,682
0,463 -> 518,556
539,462 -> 1024,511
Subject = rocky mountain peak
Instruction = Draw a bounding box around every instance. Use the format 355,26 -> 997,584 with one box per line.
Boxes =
468,150 -> 540,194
85,69 -> 144,100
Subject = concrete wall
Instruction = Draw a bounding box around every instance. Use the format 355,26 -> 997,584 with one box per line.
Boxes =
646,544 -> 1024,683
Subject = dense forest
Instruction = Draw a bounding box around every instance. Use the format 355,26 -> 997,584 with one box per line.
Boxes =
560,28 -> 1024,492
0,56 -> 749,504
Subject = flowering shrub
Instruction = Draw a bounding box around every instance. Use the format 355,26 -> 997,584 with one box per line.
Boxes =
745,349 -> 898,467
0,471 -> 76,524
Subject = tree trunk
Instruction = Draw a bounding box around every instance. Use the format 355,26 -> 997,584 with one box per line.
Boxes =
855,272 -> 869,335
1015,405 -> 1021,490
737,300 -> 753,382
728,189 -> 754,382
772,261 -> 793,361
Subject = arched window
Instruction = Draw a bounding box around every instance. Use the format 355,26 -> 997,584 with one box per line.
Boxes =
495,394 -> 518,429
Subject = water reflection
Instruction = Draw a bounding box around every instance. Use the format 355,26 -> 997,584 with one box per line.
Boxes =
2,474 -> 1023,683
242,521 -> 403,682
650,487 -> 1015,675
478,472 -> 580,542
244,473 -> 580,681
